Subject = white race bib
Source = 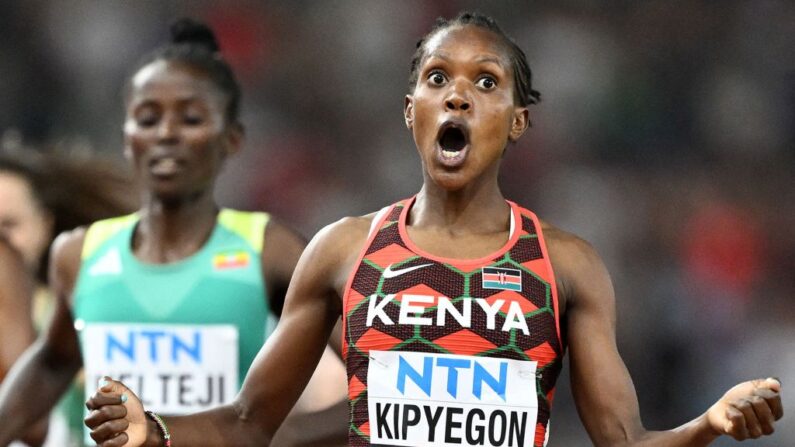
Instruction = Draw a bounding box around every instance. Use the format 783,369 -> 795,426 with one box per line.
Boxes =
367,351 -> 538,447
82,323 -> 238,414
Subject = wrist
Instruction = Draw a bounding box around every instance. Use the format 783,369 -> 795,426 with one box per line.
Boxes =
144,413 -> 171,447
695,412 -> 722,444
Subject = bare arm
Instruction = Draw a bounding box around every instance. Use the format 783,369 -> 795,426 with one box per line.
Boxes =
262,219 -> 348,446
549,228 -> 783,447
0,230 -> 85,445
86,217 -> 369,446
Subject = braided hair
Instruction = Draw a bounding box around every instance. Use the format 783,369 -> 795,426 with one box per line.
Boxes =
408,11 -> 541,107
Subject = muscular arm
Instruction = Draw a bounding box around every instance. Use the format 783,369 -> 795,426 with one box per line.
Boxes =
87,217 -> 369,447
261,219 -> 349,446
548,228 -> 783,446
0,230 -> 85,445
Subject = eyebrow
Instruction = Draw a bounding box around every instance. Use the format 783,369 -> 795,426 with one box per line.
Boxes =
475,56 -> 505,67
425,52 -> 451,62
425,52 -> 505,68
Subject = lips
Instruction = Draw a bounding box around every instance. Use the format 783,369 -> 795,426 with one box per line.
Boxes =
149,155 -> 185,177
435,120 -> 470,168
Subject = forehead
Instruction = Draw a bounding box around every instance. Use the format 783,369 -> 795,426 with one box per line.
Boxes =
128,60 -> 222,105
423,25 -> 510,66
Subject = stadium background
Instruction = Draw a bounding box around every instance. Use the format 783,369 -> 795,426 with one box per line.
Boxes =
1,1 -> 792,445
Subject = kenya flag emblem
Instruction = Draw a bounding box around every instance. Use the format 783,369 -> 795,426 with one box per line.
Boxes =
481,267 -> 522,291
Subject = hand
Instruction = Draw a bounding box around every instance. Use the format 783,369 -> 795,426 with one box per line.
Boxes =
706,377 -> 783,441
85,376 -> 148,447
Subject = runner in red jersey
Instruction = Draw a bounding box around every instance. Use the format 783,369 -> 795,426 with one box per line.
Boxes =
84,12 -> 783,447
343,198 -> 561,446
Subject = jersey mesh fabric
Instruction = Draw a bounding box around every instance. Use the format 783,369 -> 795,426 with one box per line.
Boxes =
342,198 -> 563,447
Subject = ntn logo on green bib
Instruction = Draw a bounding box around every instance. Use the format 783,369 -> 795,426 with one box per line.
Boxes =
82,323 -> 238,414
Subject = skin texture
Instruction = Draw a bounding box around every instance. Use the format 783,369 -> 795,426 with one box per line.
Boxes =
0,172 -> 53,273
0,239 -> 33,384
83,25 -> 783,447
0,179 -> 54,446
0,240 -> 50,446
0,61 -> 311,446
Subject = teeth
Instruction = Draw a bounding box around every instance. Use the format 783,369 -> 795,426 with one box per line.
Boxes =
442,150 -> 459,159
151,157 -> 180,174
156,158 -> 177,168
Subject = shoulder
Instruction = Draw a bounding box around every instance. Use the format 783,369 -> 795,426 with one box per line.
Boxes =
262,218 -> 307,252
293,212 -> 380,294
540,220 -> 603,270
310,213 -> 377,261
539,220 -> 612,311
49,227 -> 89,302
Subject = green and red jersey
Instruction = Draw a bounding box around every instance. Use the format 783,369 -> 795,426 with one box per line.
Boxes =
343,197 -> 563,447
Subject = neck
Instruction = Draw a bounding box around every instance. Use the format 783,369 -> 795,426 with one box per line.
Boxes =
412,172 -> 509,234
134,190 -> 218,262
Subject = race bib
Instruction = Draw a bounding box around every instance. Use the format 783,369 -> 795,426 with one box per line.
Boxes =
82,323 -> 238,414
367,351 -> 538,447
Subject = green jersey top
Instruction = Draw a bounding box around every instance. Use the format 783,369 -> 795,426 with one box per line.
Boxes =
73,209 -> 272,418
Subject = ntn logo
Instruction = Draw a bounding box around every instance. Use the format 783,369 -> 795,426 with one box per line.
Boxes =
106,329 -> 202,363
397,354 -> 508,401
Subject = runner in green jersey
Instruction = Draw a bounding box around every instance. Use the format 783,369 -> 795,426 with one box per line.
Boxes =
0,19 -> 340,446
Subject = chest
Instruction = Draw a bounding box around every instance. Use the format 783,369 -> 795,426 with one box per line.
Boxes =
405,227 -> 512,260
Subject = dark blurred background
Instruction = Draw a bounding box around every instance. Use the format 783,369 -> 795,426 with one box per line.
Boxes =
1,1 -> 792,445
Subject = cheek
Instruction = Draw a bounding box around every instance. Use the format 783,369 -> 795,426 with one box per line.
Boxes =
475,107 -> 513,141
124,131 -> 149,164
411,99 -> 437,147
11,217 -> 50,266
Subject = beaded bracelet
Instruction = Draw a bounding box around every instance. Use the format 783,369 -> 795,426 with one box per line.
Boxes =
145,411 -> 172,447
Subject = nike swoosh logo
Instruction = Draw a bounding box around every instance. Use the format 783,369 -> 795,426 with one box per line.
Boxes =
382,263 -> 433,279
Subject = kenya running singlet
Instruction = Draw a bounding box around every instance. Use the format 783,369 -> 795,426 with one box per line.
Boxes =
72,209 -> 271,428
343,198 -> 563,447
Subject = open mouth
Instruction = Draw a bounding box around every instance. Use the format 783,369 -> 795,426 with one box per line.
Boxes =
149,156 -> 185,177
437,122 -> 469,161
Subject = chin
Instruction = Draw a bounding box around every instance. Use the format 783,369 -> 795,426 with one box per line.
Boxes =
428,169 -> 471,192
149,183 -> 190,205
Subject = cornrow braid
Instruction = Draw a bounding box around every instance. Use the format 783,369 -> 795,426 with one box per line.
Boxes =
408,11 -> 540,107
124,18 -> 242,123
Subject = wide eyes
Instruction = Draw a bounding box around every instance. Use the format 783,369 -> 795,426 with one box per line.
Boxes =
475,76 -> 497,90
428,71 -> 448,86
426,71 -> 498,91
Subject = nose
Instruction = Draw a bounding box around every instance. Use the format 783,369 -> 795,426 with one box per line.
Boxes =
444,81 -> 471,112
445,96 -> 471,112
157,114 -> 179,143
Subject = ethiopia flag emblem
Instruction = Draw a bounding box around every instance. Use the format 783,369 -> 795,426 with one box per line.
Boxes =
481,267 -> 522,291
213,250 -> 250,270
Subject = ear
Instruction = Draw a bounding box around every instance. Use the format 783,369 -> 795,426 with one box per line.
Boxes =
404,95 -> 415,129
508,107 -> 529,142
223,122 -> 245,157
